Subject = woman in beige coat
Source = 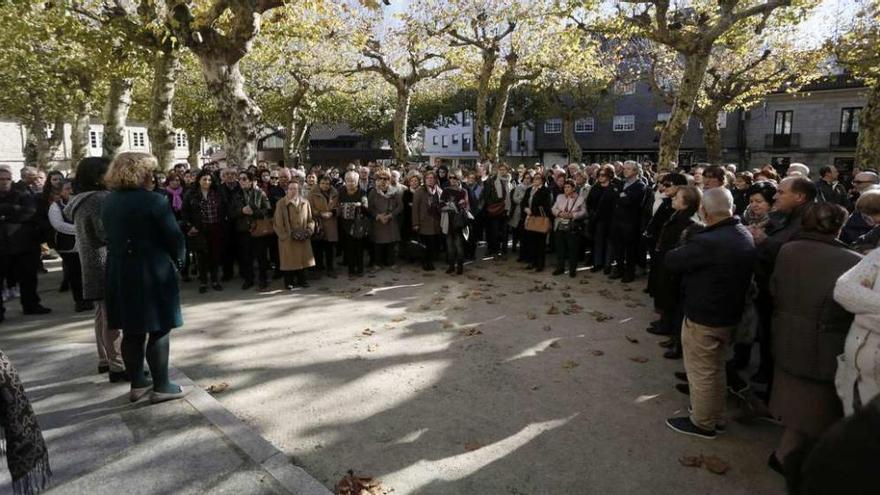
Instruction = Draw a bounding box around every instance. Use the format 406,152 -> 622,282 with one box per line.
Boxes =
411,170 -> 443,271
309,176 -> 339,278
274,182 -> 315,290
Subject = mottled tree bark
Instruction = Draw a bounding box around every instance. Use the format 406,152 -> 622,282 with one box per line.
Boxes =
658,53 -> 710,169
187,130 -> 202,170
102,78 -> 133,159
198,57 -> 260,169
148,48 -> 181,171
562,114 -> 582,164
484,61 -> 518,163
696,107 -> 723,165
856,85 -> 880,168
70,100 -> 92,168
23,113 -> 65,170
392,87 -> 412,164
283,114 -> 310,167
473,50 -> 498,161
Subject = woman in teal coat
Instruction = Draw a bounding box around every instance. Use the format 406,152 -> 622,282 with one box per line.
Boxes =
102,152 -> 187,404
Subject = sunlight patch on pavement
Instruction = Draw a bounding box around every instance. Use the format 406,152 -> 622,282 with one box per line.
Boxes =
503,339 -> 561,362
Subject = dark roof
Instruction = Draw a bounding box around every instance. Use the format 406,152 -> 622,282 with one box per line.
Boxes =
778,74 -> 866,94
309,123 -> 362,141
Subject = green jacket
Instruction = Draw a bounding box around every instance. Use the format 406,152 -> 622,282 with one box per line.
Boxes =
228,187 -> 271,233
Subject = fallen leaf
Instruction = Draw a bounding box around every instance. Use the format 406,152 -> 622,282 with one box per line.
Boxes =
442,321 -> 454,329
589,350 -> 605,356
362,328 -> 375,336
526,312 -> 537,320
702,455 -> 730,475
363,293 -> 375,297
367,344 -> 378,352
561,291 -> 572,298
629,356 -> 650,363
579,279 -> 590,285
459,327 -> 483,337
562,360 -> 579,369
335,469 -> 389,495
542,325 -> 552,332
464,442 -> 482,452
391,316 -> 407,323
679,456 -> 702,468
205,382 -> 229,394
625,335 -> 639,344
452,305 -> 466,310
547,305 -> 560,315
549,341 -> 561,349
530,385 -> 540,391
418,304 -> 431,311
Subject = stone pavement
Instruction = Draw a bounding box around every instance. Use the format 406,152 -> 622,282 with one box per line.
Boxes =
0,341 -> 330,495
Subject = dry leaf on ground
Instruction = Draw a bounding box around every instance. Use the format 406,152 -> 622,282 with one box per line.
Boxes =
562,360 -> 579,369
335,470 -> 389,495
547,305 -> 560,315
418,304 -> 431,311
549,341 -> 561,349
367,344 -> 378,352
629,356 -> 650,363
526,312 -> 537,320
442,321 -> 454,329
625,335 -> 639,344
589,350 -> 605,356
464,442 -> 482,452
702,455 -> 730,475
561,291 -> 572,298
205,382 -> 229,394
459,327 -> 483,337
362,328 -> 375,336
542,325 -> 552,332
391,316 -> 407,323
678,456 -> 702,468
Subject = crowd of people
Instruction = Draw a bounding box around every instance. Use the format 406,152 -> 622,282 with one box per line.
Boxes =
2,152 -> 880,493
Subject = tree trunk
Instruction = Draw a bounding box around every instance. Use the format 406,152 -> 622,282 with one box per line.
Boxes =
658,53 -> 710,169
856,84 -> 880,169
392,87 -> 412,164
283,117 -> 310,168
474,50 -> 498,161
102,78 -> 133,159
562,114 -> 582,163
70,100 -> 92,168
485,63 -> 517,163
187,130 -> 202,170
697,108 -> 723,165
23,113 -> 65,170
197,56 -> 260,169
148,48 -> 181,171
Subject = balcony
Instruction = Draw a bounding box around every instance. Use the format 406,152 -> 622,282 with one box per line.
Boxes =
764,133 -> 800,149
830,132 -> 859,148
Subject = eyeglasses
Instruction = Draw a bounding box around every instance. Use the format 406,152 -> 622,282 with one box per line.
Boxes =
269,177 -> 279,181
377,177 -> 389,181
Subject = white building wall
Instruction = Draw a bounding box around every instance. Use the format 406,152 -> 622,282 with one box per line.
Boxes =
422,112 -> 538,167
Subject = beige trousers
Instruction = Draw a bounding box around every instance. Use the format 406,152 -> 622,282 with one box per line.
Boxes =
94,301 -> 124,372
682,317 -> 734,431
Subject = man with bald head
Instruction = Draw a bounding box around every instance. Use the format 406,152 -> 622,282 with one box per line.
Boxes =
841,170 -> 880,244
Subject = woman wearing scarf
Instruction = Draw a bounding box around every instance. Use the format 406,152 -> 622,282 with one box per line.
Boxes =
274,182 -> 316,289
337,171 -> 369,277
229,171 -> 272,291
510,169 -> 533,258
164,174 -> 191,281
481,163 -> 514,259
182,169 -> 225,294
309,175 -> 339,278
550,179 -> 587,278
521,172 -> 553,272
440,170 -> 470,275
368,169 -> 403,269
412,171 -> 443,271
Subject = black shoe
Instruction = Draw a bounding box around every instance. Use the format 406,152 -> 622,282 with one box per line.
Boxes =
212,283 -> 223,291
258,282 -> 269,291
534,266 -> 544,273
649,319 -> 661,328
621,274 -> 635,283
608,270 -> 623,279
22,306 -> 51,315
603,265 -> 613,275
525,264 -> 534,270
768,452 -> 784,476
675,383 -> 690,396
199,285 -> 208,294
286,284 -> 296,291
664,349 -> 682,360
569,270 -> 577,278
552,268 -> 565,276
647,326 -> 670,336
727,375 -> 751,399
674,371 -> 688,382
59,282 -> 70,293
98,365 -> 110,374
456,263 -> 464,275
446,265 -> 456,274
109,370 -> 130,383
590,265 -> 602,273
659,339 -> 675,348
75,301 -> 95,313
665,416 -> 716,440
241,281 -> 254,290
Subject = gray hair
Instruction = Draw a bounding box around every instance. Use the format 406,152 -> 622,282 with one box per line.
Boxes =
787,163 -> 810,178
344,170 -> 359,183
623,160 -> 642,175
701,187 -> 734,217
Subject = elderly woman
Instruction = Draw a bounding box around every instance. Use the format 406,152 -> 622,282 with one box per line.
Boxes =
368,169 -> 403,269
182,169 -> 225,294
732,171 -> 754,216
440,170 -> 470,275
65,157 -> 126,382
510,169 -> 532,257
586,165 -> 617,273
412,170 -> 443,271
309,175 -> 339,277
338,171 -> 369,277
229,171 -> 272,291
102,152 -> 187,404
274,182 -> 315,289
835,190 -> 880,416
551,179 -> 587,277
48,179 -> 91,313
768,202 -> 862,473
521,172 -> 553,272
401,173 -> 420,246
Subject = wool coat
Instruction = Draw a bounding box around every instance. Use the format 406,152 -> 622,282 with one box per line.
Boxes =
228,187 -> 271,233
412,186 -> 442,236
274,197 -> 316,271
101,189 -> 186,333
65,191 -> 109,301
309,188 -> 340,243
368,187 -> 403,244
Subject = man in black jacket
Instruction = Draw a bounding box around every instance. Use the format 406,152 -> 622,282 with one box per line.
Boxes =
664,187 -> 756,439
218,166 -> 241,281
609,161 -> 647,283
0,167 -> 51,321
815,165 -> 849,209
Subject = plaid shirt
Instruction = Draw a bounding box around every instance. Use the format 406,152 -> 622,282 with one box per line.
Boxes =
199,192 -> 221,225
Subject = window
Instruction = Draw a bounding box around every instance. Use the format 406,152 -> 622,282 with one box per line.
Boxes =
89,130 -> 102,149
615,81 -> 636,95
657,112 -> 671,122
461,111 -> 472,126
462,134 -> 471,152
774,111 -> 793,135
131,131 -> 146,148
441,135 -> 448,147
841,107 -> 861,133
432,135 -> 438,146
574,118 -> 595,133
544,119 -> 562,134
613,115 -> 635,132
175,132 -> 188,148
452,133 -> 459,144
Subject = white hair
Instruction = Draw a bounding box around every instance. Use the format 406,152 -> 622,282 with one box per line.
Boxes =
344,170 -> 359,183
787,163 -> 810,178
701,187 -> 734,217
623,160 -> 642,175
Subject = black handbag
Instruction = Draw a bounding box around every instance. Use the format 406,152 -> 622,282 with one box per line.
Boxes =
349,215 -> 370,240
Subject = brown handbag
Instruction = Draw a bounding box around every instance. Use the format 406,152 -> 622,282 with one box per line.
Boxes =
525,212 -> 551,234
486,201 -> 506,217
249,218 -> 274,237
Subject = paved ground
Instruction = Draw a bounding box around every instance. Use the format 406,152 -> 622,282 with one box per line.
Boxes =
1,255 -> 785,494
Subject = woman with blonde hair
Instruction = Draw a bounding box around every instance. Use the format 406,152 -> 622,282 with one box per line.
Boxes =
274,182 -> 316,289
102,152 -> 187,404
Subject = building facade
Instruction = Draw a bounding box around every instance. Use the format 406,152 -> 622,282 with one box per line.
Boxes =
257,123 -> 392,169
421,111 -> 539,168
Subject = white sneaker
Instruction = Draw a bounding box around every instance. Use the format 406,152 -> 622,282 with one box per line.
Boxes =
9,287 -> 20,299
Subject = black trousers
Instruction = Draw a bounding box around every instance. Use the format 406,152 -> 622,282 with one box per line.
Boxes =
611,227 -> 639,276
238,232 -> 271,284
486,215 -> 509,255
523,231 -> 547,269
312,240 -> 335,271
420,234 -> 441,266
374,242 -> 396,267
196,248 -> 219,285
59,252 -> 84,304
221,222 -> 237,279
446,232 -> 466,264
554,230 -> 579,274
0,251 -> 41,311
343,237 -> 364,274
